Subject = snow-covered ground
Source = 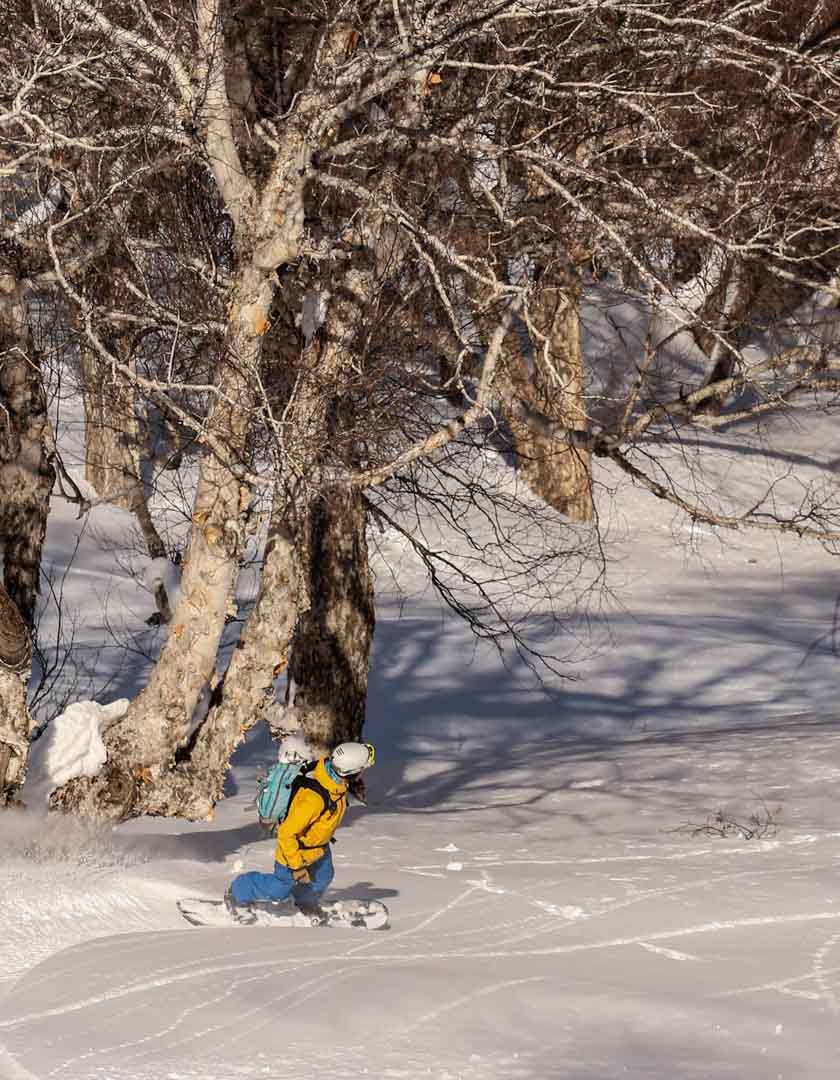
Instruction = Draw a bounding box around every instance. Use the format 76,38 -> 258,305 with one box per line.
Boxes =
3,324 -> 840,1078
3,476 -> 840,1079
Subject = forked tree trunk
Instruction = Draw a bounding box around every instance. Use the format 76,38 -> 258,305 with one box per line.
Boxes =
50,262 -> 275,820
41,3 -> 335,821
503,276 -> 593,522
0,274 -> 53,804
138,504 -> 300,819
110,478 -> 374,819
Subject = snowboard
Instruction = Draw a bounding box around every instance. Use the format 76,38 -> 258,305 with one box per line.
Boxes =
177,896 -> 389,930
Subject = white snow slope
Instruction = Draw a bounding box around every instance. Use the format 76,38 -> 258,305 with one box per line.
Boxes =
3,337 -> 840,1078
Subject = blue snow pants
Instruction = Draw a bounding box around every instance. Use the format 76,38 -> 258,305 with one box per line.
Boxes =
229,848 -> 334,907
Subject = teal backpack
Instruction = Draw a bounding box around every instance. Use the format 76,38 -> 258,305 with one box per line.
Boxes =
255,759 -> 336,829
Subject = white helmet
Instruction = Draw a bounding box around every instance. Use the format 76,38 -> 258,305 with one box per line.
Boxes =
331,741 -> 375,777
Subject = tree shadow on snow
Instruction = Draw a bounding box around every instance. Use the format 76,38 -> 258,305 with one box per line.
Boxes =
356,568 -> 840,831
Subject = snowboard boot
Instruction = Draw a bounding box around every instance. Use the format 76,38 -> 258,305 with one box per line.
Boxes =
224,888 -> 257,925
296,899 -> 329,926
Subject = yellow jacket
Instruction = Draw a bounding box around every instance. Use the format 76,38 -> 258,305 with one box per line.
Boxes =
275,758 -> 348,870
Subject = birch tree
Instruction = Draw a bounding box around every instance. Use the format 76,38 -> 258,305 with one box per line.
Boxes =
6,1 -> 840,818
0,178 -> 59,803
20,0 -> 575,818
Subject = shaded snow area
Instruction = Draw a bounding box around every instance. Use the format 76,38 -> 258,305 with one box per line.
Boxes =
4,389 -> 840,1076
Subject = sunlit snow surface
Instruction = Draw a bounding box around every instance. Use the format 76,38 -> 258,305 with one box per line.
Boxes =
3,555 -> 840,1080
2,789 -> 840,1079
4,310 -> 840,1077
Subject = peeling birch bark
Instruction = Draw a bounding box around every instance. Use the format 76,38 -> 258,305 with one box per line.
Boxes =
115,314 -> 257,751
139,510 -> 300,820
0,273 -> 55,627
50,265 -> 274,820
0,582 -> 33,806
0,668 -> 30,805
0,274 -> 52,803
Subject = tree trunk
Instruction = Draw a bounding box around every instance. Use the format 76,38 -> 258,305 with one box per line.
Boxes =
0,668 -> 30,806
0,273 -> 55,627
503,277 -> 593,522
138,502 -> 300,819
289,484 -> 375,753
0,581 -> 33,806
692,259 -> 755,415
49,261 -> 275,820
0,273 -> 52,804
278,264 -> 377,752
80,340 -> 143,511
47,0 -> 313,818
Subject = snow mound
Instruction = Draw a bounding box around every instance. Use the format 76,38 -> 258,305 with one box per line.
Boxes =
27,699 -> 128,801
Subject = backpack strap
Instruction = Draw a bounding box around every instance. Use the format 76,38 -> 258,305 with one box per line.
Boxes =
287,762 -> 339,848
293,774 -> 337,815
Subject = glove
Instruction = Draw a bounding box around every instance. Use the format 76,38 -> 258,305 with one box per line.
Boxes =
292,867 -> 311,885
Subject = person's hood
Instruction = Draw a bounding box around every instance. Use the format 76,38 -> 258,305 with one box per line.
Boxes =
314,757 -> 348,798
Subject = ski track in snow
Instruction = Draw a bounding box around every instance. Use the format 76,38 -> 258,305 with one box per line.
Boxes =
2,828 -> 840,1080
7,848 -> 840,1019
393,843 -> 837,953
5,912 -> 840,1021
811,931 -> 840,1014
4,725 -> 840,1079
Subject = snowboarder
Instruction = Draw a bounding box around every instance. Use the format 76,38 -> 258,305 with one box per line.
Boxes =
225,741 -> 375,922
